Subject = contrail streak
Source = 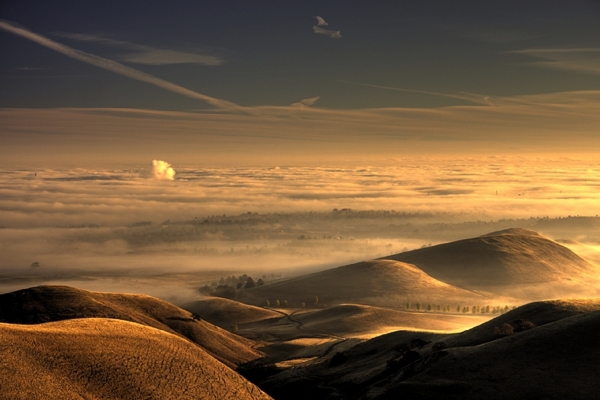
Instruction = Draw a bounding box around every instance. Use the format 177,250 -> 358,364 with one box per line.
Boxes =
0,20 -> 240,110
338,80 -> 493,106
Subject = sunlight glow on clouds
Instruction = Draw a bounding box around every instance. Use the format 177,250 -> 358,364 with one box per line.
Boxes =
152,160 -> 176,181
512,48 -> 600,75
1,158 -> 599,229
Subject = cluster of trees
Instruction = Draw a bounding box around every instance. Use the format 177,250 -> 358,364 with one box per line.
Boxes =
217,274 -> 264,289
264,296 -> 319,308
199,273 -> 284,300
405,302 -> 515,315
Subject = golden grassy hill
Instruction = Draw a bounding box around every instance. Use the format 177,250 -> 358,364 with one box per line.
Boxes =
386,228 -> 599,294
183,297 -> 281,329
240,259 -> 485,308
0,285 -> 261,368
293,304 -> 490,335
0,318 -> 272,400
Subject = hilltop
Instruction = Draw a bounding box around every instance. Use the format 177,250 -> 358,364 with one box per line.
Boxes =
386,228 -> 599,297
0,285 -> 261,368
183,297 -> 281,329
240,259 -> 486,308
0,318 -> 272,400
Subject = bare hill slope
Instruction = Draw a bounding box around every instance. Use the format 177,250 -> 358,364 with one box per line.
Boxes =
241,259 -> 485,308
386,228 -> 598,294
0,285 -> 261,368
0,318 -> 272,400
183,297 -> 281,329
294,304 -> 490,335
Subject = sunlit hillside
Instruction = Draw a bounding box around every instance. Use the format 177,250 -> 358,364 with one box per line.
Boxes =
0,318 -> 272,400
0,285 -> 262,368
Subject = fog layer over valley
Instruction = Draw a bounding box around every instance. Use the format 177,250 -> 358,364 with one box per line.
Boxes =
2,159 -> 600,302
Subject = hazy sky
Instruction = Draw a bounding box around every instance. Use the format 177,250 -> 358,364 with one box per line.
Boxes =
1,1 -> 600,165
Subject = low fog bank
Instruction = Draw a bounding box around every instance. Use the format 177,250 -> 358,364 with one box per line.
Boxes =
1,159 -> 599,229
1,159 -> 599,302
2,212 -> 600,303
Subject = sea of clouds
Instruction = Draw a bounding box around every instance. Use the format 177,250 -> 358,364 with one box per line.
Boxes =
1,157 -> 599,301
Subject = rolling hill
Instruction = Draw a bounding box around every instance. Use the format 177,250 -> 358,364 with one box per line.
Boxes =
0,285 -> 261,368
240,259 -> 486,308
377,310 -> 600,399
386,228 -> 599,296
0,318 -> 272,400
292,304 -> 490,335
183,297 -> 281,329
256,298 -> 600,399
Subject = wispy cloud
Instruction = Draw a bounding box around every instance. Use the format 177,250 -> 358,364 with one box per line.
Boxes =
55,32 -> 224,66
313,26 -> 342,39
0,20 -> 238,110
511,47 -> 600,75
338,80 -> 493,106
3,90 -> 600,169
315,16 -> 328,26
290,96 -> 320,108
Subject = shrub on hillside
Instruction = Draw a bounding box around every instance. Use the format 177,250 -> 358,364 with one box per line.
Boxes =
493,323 -> 514,337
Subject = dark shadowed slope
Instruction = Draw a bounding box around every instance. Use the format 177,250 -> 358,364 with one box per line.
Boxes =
441,298 -> 600,348
0,318 -> 272,400
257,298 -> 600,400
378,310 -> 600,400
241,259 -> 485,308
386,228 -> 599,295
182,297 -> 281,329
0,285 -> 261,368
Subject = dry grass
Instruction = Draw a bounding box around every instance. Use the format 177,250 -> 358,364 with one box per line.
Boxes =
182,297 -> 281,328
387,228 -> 599,297
0,285 -> 262,368
0,318 -> 272,400
258,298 -> 600,399
241,259 -> 486,309
294,304 -> 490,335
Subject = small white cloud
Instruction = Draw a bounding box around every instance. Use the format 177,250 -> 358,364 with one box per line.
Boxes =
315,16 -> 328,26
152,160 -> 176,180
313,26 -> 342,39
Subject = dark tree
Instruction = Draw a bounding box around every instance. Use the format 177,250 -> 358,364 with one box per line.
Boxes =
245,277 -> 256,289
212,285 -> 237,299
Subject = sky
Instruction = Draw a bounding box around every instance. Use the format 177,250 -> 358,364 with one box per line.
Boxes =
1,1 -> 600,166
